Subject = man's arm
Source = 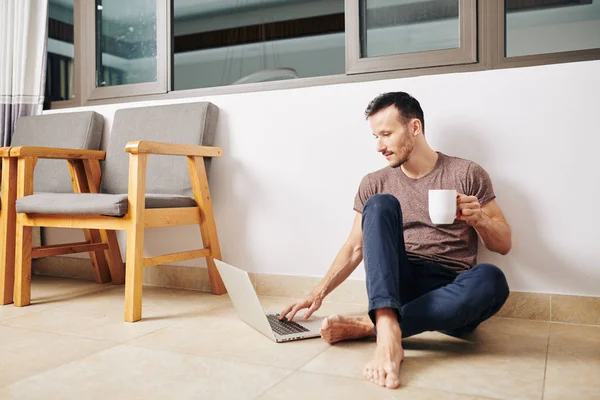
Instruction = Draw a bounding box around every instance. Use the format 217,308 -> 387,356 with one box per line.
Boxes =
458,195 -> 512,255
281,212 -> 364,321
314,212 -> 364,298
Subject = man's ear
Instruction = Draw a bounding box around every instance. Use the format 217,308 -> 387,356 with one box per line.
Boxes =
411,119 -> 422,136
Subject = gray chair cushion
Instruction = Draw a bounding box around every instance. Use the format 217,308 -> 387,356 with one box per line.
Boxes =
100,102 -> 219,197
11,111 -> 104,193
16,193 -> 196,217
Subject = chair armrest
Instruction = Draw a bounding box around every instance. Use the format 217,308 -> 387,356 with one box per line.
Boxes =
125,141 -> 222,158
0,147 -> 11,157
9,146 -> 106,160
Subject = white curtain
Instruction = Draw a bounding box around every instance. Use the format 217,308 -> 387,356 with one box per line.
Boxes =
0,0 -> 47,248
0,0 -> 48,146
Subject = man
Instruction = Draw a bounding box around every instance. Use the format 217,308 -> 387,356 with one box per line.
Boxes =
280,92 -> 511,389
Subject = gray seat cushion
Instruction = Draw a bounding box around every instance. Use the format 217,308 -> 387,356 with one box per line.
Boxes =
16,193 -> 196,217
12,111 -> 104,193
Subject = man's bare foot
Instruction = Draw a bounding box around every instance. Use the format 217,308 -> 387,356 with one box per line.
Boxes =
320,315 -> 375,344
364,310 -> 403,389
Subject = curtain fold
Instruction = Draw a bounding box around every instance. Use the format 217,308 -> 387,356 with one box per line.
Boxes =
0,0 -> 49,146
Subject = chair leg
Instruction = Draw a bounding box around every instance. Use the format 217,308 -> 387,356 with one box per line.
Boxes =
101,230 -> 125,284
187,156 -> 226,295
0,209 -> 16,305
124,153 -> 147,322
84,229 -> 112,284
14,222 -> 32,307
124,222 -> 144,322
1,157 -> 17,305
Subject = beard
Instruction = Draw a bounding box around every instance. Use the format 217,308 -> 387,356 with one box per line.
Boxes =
389,136 -> 415,168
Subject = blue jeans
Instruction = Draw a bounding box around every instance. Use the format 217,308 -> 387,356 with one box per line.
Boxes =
362,194 -> 509,338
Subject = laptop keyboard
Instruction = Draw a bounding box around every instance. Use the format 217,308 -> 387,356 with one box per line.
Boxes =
267,314 -> 310,336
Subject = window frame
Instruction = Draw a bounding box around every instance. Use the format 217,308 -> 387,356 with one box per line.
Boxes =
345,0 -> 478,75
79,0 -> 170,102
45,0 -> 600,110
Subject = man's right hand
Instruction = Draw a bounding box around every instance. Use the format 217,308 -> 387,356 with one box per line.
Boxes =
280,290 -> 324,321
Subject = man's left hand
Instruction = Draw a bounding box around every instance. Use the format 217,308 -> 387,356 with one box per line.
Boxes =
457,193 -> 483,226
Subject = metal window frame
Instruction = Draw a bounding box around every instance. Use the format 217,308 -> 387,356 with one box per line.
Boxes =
345,0 -> 478,75
47,0 -> 600,110
79,0 -> 170,102
492,0 -> 600,69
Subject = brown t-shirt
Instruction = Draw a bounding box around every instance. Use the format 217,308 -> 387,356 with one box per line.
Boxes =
353,152 -> 495,272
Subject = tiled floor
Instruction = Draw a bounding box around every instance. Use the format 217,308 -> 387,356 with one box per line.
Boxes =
1,277 -> 598,400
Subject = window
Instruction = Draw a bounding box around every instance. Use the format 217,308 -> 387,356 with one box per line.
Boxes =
44,0 -> 600,108
172,0 -> 346,90
505,0 -> 600,57
81,0 -> 168,101
346,0 -> 477,74
46,0 -> 76,107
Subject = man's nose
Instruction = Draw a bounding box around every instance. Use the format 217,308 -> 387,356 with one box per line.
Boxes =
377,139 -> 385,153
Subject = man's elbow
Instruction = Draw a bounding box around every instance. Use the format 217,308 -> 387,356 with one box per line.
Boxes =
496,237 -> 512,255
346,241 -> 363,259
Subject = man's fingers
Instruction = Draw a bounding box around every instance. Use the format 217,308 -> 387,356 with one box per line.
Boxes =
458,202 -> 479,211
457,194 -> 478,204
280,305 -> 293,320
304,302 -> 320,320
288,306 -> 301,322
461,208 -> 482,217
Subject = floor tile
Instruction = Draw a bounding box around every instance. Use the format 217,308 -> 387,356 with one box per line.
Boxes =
257,370 -> 492,400
4,286 -> 231,342
0,277 -> 111,321
130,310 -> 330,369
0,325 -> 115,387
302,317 -> 550,400
4,344 -> 293,400
129,296 -> 367,369
543,323 -> 600,400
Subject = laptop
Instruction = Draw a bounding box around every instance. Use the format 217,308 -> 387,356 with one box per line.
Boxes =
215,259 -> 323,343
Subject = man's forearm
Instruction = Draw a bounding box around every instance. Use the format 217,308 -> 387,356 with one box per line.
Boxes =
474,212 -> 512,255
313,244 -> 363,298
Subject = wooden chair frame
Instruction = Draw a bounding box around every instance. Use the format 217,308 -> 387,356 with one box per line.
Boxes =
0,147 -> 17,305
0,146 -> 122,305
11,141 -> 226,322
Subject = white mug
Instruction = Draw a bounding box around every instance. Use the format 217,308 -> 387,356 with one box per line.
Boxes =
428,189 -> 457,225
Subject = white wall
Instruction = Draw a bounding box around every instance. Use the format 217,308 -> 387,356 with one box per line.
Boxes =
45,60 -> 600,297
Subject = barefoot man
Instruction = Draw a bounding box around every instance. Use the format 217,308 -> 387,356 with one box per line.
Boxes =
280,92 -> 511,389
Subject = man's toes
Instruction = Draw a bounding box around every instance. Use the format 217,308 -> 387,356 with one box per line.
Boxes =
384,366 -> 401,389
378,368 -> 387,386
372,369 -> 380,384
364,366 -> 373,380
385,375 -> 401,389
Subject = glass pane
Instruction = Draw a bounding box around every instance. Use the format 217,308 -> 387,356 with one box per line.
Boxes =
95,0 -> 157,87
505,0 -> 600,57
360,0 -> 460,58
172,0 -> 345,90
46,0 -> 75,105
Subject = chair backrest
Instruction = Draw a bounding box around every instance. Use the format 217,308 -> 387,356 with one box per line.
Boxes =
100,102 -> 219,196
11,111 -> 104,193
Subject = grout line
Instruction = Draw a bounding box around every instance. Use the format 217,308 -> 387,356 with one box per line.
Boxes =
540,327 -> 551,400
250,371 -> 295,400
1,339 -> 120,389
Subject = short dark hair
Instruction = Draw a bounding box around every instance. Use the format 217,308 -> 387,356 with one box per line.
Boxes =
365,92 -> 425,133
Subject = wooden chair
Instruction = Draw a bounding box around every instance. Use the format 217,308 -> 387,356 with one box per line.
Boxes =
0,111 -> 123,305
12,102 -> 227,322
